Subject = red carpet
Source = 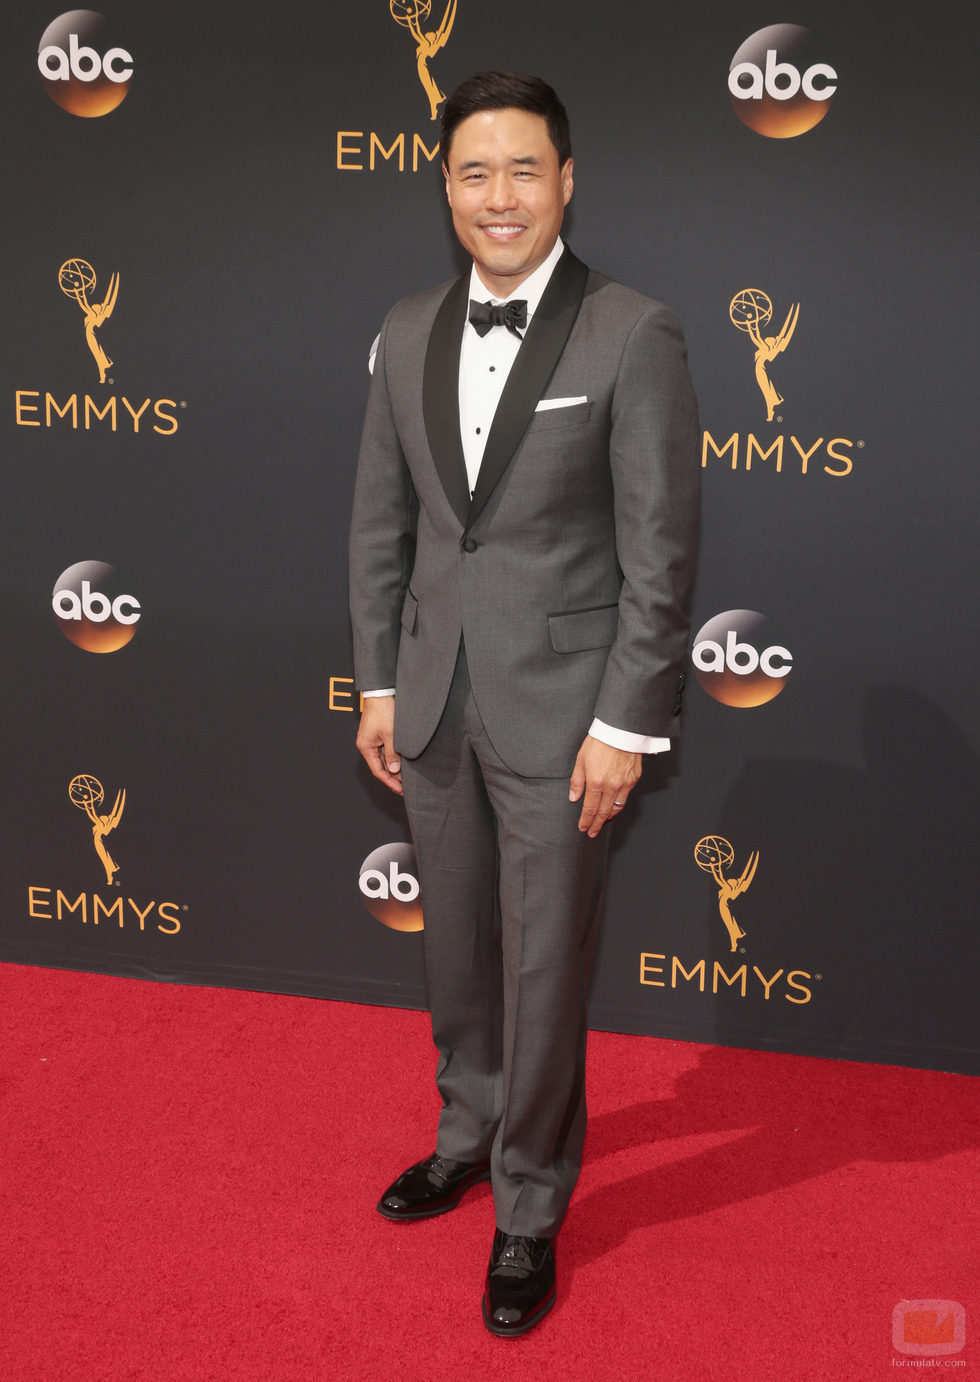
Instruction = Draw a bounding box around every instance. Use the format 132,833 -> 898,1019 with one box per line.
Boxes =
0,962 -> 976,1381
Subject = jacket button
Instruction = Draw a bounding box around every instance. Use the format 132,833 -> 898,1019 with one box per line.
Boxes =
461,538 -> 479,553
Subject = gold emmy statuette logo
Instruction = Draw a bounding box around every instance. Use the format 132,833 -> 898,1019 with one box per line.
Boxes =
59,258 -> 118,382
730,289 -> 799,422
70,773 -> 125,885
695,835 -> 759,952
390,0 -> 456,121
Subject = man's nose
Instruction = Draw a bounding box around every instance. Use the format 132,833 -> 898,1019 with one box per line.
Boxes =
484,174 -> 519,211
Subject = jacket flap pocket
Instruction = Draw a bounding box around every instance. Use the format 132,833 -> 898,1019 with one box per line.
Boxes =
400,588 -> 418,634
548,603 -> 618,653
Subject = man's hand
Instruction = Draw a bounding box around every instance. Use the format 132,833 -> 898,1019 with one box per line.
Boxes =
355,695 -> 403,796
569,735 -> 641,838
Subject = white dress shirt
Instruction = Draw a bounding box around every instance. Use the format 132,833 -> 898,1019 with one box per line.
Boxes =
365,239 -> 669,757
458,238 -> 566,492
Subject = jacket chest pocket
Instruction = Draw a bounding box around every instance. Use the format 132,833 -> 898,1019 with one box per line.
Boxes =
529,400 -> 593,431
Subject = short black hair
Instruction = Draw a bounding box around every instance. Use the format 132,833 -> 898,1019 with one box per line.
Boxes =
441,71 -> 572,166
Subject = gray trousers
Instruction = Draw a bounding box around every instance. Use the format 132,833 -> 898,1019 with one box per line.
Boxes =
400,645 -> 610,1238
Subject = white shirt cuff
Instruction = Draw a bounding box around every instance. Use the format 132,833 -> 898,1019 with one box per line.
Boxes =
362,688 -> 395,697
589,718 -> 670,755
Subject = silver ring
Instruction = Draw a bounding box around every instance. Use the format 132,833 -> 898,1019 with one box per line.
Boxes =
613,800 -> 625,807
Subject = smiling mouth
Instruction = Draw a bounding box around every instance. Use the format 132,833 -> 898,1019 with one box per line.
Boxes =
479,224 -> 527,240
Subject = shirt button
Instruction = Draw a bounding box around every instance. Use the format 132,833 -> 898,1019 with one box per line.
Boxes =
489,366 -> 496,372
475,427 -> 481,435
461,538 -> 479,553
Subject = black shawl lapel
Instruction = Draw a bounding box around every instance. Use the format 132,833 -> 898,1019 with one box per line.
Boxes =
465,248 -> 589,534
422,273 -> 470,529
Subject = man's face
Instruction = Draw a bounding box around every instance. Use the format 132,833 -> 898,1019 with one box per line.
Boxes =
443,107 -> 573,298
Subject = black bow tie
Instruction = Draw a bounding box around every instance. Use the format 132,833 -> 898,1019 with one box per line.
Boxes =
468,298 -> 528,339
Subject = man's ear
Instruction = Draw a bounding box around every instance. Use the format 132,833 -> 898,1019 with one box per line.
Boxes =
561,158 -> 574,207
443,161 -> 451,205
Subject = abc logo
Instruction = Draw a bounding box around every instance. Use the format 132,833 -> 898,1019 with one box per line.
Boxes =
38,11 -> 133,118
52,561 -> 140,653
729,24 -> 837,138
358,842 -> 424,932
692,610 -> 793,708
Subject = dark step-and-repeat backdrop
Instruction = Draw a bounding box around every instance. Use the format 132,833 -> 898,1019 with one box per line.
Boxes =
2,3 -> 976,1075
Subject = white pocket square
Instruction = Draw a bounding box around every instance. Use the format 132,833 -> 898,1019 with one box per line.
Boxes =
534,396 -> 588,411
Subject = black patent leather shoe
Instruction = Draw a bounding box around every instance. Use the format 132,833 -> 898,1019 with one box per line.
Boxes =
376,1153 -> 491,1221
482,1229 -> 556,1337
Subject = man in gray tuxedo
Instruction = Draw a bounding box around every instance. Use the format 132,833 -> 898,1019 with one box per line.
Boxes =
349,71 -> 699,1336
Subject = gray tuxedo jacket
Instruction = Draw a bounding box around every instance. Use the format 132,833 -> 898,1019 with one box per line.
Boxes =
349,249 -> 701,778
